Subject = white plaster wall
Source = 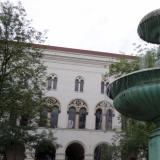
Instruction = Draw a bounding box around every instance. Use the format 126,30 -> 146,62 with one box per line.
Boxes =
37,49 -> 121,159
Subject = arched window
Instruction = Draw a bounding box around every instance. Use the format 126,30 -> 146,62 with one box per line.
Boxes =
68,107 -> 76,128
106,110 -> 112,130
75,76 -> 84,92
53,77 -> 57,89
95,109 -> 102,130
39,107 -> 48,127
48,77 -> 52,89
20,114 -> 28,126
101,82 -> 104,93
79,108 -> 86,129
94,143 -> 112,160
51,107 -> 59,128
47,74 -> 58,90
75,79 -> 79,91
101,81 -> 109,94
80,80 -> 84,92
106,82 -> 109,89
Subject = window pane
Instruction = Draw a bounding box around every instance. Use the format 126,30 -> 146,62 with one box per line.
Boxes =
94,144 -> 112,160
53,77 -> 57,89
9,110 -> 17,125
101,82 -> 104,93
106,82 -> 109,89
80,80 -> 84,92
68,108 -> 76,128
75,79 -> 79,91
106,110 -> 112,130
39,108 -> 47,127
51,107 -> 59,128
48,77 -> 52,89
95,109 -> 102,130
79,108 -> 86,129
20,114 -> 28,126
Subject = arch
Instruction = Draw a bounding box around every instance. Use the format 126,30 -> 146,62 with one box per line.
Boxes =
93,142 -> 112,160
67,99 -> 88,113
75,76 -> 84,82
75,76 -> 84,92
43,97 -> 61,112
93,142 -> 111,153
94,101 -> 115,115
47,73 -> 58,90
64,140 -> 87,154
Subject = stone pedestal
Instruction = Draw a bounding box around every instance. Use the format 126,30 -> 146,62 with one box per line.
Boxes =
149,127 -> 160,160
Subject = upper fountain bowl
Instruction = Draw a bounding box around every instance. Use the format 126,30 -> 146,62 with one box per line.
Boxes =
137,8 -> 160,44
107,68 -> 160,123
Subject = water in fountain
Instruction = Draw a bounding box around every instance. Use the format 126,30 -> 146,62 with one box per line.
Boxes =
139,53 -> 148,70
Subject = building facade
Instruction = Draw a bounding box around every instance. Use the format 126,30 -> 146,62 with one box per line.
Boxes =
5,44 -> 134,160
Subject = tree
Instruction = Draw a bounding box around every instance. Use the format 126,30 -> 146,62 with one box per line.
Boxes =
104,44 -> 157,160
0,1 -> 60,159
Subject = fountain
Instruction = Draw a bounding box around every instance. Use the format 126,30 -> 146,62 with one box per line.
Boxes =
107,9 -> 160,160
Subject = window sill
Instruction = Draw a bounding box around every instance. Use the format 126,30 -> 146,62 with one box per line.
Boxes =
74,91 -> 84,93
47,88 -> 57,91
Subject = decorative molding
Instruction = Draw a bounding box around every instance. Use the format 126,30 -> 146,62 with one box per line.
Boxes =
47,67 -> 104,74
68,99 -> 88,112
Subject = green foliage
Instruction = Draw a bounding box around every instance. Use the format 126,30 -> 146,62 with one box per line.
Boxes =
108,116 -> 156,160
109,44 -> 157,78
103,44 -> 158,159
0,1 -> 60,157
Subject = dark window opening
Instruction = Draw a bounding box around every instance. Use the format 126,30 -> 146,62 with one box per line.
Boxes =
106,82 -> 109,90
9,110 -> 17,125
53,77 -> 57,89
75,79 -> 79,91
68,107 -> 76,128
39,107 -> 47,127
94,143 -> 112,160
20,114 -> 28,126
101,82 -> 104,93
106,110 -> 112,130
80,80 -> 84,92
79,108 -> 86,129
95,109 -> 102,130
51,107 -> 59,128
48,77 -> 52,89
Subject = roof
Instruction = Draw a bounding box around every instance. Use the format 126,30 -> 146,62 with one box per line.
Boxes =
32,43 -> 135,60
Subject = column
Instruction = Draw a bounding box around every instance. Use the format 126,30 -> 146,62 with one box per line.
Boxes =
84,154 -> 94,160
102,113 -> 106,130
47,111 -> 51,127
75,112 -> 79,129
55,153 -> 66,160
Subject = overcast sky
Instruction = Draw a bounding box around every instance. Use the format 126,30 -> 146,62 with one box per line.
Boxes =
2,0 -> 160,55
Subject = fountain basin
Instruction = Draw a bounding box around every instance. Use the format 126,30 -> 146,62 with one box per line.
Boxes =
107,68 -> 160,123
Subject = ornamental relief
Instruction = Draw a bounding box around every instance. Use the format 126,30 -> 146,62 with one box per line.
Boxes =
42,97 -> 61,111
68,99 -> 88,112
95,101 -> 114,116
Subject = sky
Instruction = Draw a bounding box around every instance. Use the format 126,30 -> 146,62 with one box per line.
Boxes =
1,0 -> 160,55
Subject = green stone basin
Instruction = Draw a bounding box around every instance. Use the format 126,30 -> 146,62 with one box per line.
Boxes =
107,68 -> 160,122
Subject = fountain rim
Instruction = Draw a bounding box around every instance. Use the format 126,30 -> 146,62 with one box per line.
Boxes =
107,67 -> 160,99
110,67 -> 160,83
